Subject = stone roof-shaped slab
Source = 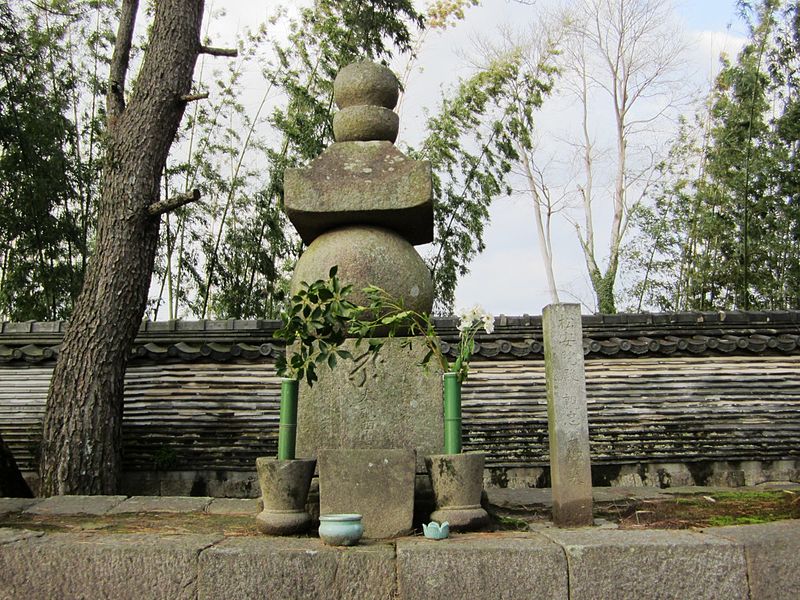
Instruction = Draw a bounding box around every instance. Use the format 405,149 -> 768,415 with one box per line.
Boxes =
284,141 -> 433,245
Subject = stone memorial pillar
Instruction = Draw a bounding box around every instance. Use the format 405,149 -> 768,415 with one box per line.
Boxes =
543,303 -> 594,527
283,62 -> 444,535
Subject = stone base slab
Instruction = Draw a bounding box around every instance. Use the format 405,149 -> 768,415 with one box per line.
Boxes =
0,520 -> 798,599
319,448 -> 415,539
538,528 -> 749,600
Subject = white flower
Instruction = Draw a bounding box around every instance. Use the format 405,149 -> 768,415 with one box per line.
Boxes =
457,316 -> 472,333
469,304 -> 484,322
456,307 -> 474,333
481,313 -> 495,334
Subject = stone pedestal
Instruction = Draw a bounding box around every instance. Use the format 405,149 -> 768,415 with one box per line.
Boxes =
319,448 -> 415,538
427,452 -> 490,531
543,304 -> 593,527
296,338 -> 443,474
255,457 -> 315,535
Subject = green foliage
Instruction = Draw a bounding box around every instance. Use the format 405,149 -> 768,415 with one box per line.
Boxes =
274,266 -> 359,386
626,0 -> 800,311
416,45 -> 557,313
350,286 -> 493,383
0,1 -> 115,321
156,0 -> 424,321
707,514 -> 773,526
152,446 -> 178,471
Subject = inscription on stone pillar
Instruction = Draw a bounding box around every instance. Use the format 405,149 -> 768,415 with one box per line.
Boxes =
543,303 -> 593,527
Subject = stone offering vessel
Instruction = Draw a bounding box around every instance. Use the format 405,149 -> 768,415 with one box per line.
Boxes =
255,456 -> 316,535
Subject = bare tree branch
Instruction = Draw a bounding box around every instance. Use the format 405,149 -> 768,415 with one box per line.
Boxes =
107,0 -> 139,122
180,92 -> 210,102
147,189 -> 201,217
200,45 -> 238,57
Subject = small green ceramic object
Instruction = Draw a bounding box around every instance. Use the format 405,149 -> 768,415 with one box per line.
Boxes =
319,513 -> 364,546
422,521 -> 450,540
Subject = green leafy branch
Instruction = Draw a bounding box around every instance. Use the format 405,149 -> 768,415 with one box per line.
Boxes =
274,266 -> 360,386
349,286 -> 494,383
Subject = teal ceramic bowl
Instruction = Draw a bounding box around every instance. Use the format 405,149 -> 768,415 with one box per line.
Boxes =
319,514 -> 364,546
422,521 -> 450,540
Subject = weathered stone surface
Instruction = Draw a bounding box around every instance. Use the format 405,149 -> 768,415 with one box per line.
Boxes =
198,537 -> 396,600
285,143 -> 433,245
108,495 -> 212,514
708,519 -> 800,600
0,528 -> 43,545
427,453 -> 489,531
296,337 -> 443,473
396,533 -> 568,600
0,498 -> 39,516
543,303 -> 593,527
291,226 -> 434,313
333,105 -> 399,143
24,495 -> 126,516
319,448 -> 415,538
334,61 -> 399,109
540,528 -> 748,600
205,498 -> 259,515
256,458 -> 315,511
487,486 -> 669,510
124,469 -> 261,498
255,457 -> 315,535
0,533 -> 220,600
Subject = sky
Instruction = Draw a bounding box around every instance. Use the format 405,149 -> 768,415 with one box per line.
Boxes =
212,0 -> 750,317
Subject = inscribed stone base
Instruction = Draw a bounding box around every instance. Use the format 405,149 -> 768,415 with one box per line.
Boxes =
296,337 -> 443,473
319,448 -> 415,538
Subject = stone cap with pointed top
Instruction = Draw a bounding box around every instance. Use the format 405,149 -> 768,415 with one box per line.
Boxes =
332,61 -> 400,143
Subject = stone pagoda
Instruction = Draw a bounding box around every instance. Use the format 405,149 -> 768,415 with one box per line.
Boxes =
283,61 -> 443,537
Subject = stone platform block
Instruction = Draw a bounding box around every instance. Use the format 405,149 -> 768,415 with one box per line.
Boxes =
108,495 -> 212,514
541,528 -> 748,600
0,498 -> 39,516
297,337 -> 443,474
205,498 -> 259,515
319,448 -> 415,538
0,528 -> 44,545
396,532 -> 567,600
0,532 -> 221,600
198,537 -> 396,600
708,519 -> 800,599
24,495 -> 126,516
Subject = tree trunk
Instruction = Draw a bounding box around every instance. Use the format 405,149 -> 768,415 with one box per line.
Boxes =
0,431 -> 33,498
38,0 -> 205,495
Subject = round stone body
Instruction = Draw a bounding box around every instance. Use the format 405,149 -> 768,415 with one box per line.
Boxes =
291,225 -> 434,314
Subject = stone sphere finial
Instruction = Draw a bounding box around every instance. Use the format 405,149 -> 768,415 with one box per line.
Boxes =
333,61 -> 400,143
